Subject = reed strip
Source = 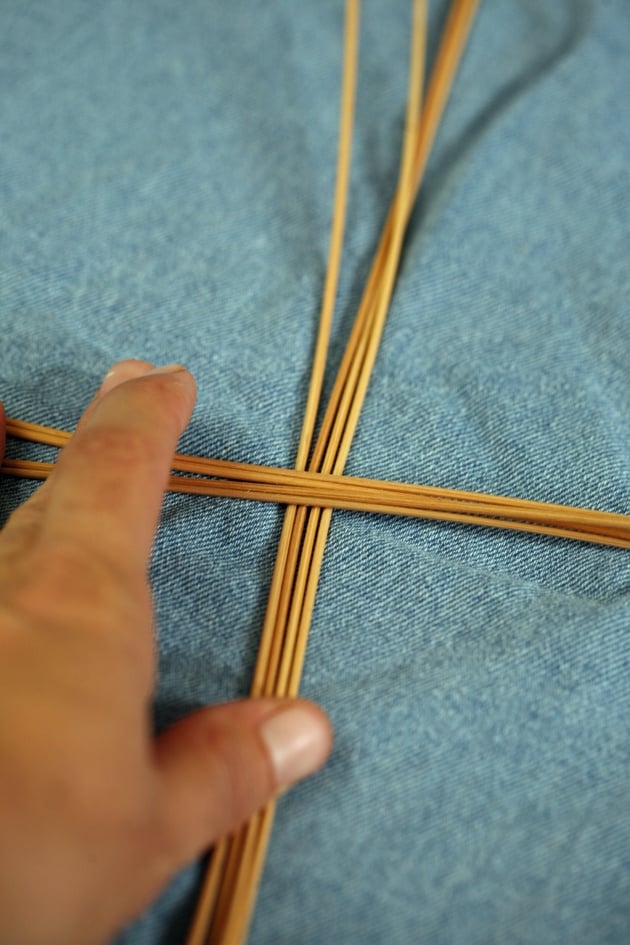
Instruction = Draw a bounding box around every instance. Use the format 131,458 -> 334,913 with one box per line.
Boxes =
206,5 -> 431,944
190,3 -> 362,943
4,457 -> 628,548
8,420 -> 629,531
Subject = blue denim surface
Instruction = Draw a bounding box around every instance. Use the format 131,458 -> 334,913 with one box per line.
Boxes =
1,1 -> 629,943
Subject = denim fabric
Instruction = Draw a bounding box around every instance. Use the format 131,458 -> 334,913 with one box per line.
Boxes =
1,1 -> 629,943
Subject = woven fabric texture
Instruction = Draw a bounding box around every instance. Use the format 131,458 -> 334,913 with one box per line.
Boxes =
1,1 -> 629,943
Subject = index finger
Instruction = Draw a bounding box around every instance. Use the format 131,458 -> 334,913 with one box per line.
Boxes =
42,364 -> 196,577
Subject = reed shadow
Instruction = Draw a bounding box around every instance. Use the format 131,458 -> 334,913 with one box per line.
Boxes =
409,0 -> 593,240
303,0 -> 592,448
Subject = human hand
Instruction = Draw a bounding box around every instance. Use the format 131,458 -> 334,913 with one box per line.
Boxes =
0,360 -> 332,945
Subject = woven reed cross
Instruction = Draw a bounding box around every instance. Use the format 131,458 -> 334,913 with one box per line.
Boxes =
2,3 -> 629,944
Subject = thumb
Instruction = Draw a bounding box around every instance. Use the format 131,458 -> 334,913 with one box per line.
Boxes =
154,698 -> 332,868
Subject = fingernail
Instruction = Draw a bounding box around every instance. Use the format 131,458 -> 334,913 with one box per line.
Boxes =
147,363 -> 187,376
98,359 -> 154,396
260,706 -> 331,788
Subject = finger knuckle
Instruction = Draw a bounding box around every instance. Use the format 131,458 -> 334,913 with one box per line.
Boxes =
76,424 -> 157,469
